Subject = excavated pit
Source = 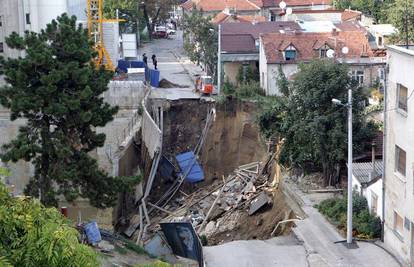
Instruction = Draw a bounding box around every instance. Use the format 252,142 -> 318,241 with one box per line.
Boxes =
124,97 -> 298,245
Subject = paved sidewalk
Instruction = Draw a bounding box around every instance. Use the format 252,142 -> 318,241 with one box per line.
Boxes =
283,180 -> 402,267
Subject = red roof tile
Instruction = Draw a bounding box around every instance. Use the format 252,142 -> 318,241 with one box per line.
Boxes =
221,21 -> 301,53
182,0 -> 261,12
341,9 -> 362,21
262,0 -> 332,7
212,12 -> 266,24
262,30 -> 373,63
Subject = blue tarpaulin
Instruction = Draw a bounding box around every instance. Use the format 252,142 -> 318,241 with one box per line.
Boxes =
84,221 -> 102,245
175,151 -> 204,183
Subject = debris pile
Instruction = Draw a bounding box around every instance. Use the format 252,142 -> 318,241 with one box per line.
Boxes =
145,159 -> 285,245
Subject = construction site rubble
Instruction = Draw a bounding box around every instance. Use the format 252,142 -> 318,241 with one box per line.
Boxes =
142,156 -> 286,246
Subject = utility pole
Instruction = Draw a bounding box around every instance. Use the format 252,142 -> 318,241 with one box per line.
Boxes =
332,86 -> 353,245
217,24 -> 222,95
346,88 -> 353,245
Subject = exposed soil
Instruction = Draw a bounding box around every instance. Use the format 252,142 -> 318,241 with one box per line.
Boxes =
158,78 -> 187,88
130,97 -> 297,250
204,187 -> 295,245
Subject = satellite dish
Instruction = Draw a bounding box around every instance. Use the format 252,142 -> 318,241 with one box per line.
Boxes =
279,1 -> 287,9
327,49 -> 335,58
342,46 -> 349,54
286,8 -> 293,15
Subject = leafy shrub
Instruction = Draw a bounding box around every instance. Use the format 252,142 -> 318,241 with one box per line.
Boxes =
236,81 -> 264,99
317,192 -> 381,239
0,182 -> 98,266
135,261 -> 182,267
222,79 -> 236,96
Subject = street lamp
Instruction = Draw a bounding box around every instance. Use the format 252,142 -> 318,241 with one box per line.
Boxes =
332,90 -> 353,245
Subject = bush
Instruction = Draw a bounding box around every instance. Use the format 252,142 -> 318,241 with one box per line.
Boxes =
236,81 -> 264,99
317,192 -> 381,239
0,182 -> 98,266
222,79 -> 236,96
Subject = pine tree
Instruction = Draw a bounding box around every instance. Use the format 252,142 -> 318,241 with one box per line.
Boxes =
0,14 -> 133,208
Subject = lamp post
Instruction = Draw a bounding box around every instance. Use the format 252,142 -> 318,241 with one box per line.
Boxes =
332,89 -> 353,245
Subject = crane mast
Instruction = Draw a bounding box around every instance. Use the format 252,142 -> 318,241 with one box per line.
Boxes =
87,0 -> 115,70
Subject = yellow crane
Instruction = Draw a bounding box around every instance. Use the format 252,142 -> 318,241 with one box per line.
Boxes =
87,0 -> 115,71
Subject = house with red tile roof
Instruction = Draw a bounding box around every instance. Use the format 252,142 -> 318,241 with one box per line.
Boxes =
262,0 -> 333,20
219,21 -> 301,84
273,8 -> 362,22
181,0 -> 263,17
259,23 -> 386,95
212,9 -> 266,24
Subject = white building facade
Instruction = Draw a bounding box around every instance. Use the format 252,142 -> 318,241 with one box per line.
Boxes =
384,45 -> 414,266
0,0 -> 68,59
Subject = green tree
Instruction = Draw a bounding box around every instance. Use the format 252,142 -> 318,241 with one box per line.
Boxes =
387,0 -> 414,46
0,14 -> 135,208
333,0 -> 393,22
183,7 -> 218,78
259,60 -> 375,185
276,66 -> 289,97
0,181 -> 98,267
104,0 -> 180,39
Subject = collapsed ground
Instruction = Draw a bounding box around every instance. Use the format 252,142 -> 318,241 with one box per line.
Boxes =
120,97 -> 299,247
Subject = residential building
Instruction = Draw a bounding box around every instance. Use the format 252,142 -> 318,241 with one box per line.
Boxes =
212,8 -> 266,24
0,0 -> 68,59
384,45 -> 414,266
219,21 -> 301,85
352,160 -> 383,219
259,21 -> 386,95
181,0 -> 263,18
262,0 -> 332,21
0,0 -> 119,65
367,24 -> 396,56
274,8 -> 362,22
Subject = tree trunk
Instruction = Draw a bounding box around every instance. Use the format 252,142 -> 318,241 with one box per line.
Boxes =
39,122 -> 53,206
142,4 -> 152,40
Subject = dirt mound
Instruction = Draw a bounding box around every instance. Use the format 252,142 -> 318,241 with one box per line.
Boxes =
158,78 -> 187,88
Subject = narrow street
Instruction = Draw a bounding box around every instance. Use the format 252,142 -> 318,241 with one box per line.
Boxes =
139,30 -> 204,88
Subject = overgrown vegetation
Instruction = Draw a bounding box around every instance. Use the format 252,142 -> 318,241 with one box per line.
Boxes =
104,0 -> 179,39
333,0 -> 393,22
182,8 -> 217,78
0,15 -> 140,208
0,181 -> 98,266
258,60 -> 376,186
317,193 -> 382,239
135,261 -> 182,267
236,65 -> 260,85
386,0 -> 414,45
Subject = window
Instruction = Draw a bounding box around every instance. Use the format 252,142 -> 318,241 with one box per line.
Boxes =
284,45 -> 296,61
404,217 -> 411,231
378,36 -> 383,47
371,191 -> 378,216
397,84 -> 408,112
319,44 -> 330,58
394,211 -> 404,237
0,16 -> 3,27
395,145 -> 406,177
0,42 -> 3,53
351,70 -> 364,85
25,13 -> 31,25
255,39 -> 259,50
